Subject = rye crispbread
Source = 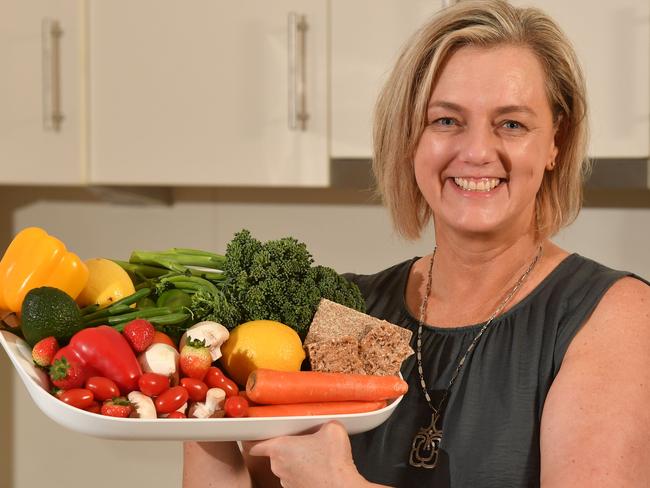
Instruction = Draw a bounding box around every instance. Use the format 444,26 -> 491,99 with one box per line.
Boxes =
304,299 -> 413,376
304,336 -> 365,374
359,323 -> 414,376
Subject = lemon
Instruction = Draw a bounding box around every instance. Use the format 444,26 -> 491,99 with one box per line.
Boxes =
220,320 -> 306,386
76,258 -> 136,308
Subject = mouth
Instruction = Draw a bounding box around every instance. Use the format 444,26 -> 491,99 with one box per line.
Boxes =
452,177 -> 505,192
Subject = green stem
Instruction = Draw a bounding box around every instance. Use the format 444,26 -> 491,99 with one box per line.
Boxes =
82,304 -> 132,323
80,304 -> 99,316
111,312 -> 190,332
113,260 -> 169,279
83,306 -> 172,328
79,288 -> 151,318
163,275 -> 220,296
129,250 -> 226,271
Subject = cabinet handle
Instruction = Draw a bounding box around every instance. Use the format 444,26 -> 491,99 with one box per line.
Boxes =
288,12 -> 308,131
42,18 -> 64,131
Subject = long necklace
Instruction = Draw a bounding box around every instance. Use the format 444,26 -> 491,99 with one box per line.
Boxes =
409,245 -> 543,469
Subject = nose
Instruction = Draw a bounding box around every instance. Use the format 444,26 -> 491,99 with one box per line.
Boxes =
457,123 -> 499,165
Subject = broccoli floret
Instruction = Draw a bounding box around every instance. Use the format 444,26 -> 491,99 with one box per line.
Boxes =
222,231 -> 365,337
201,287 -> 241,329
309,265 -> 366,313
223,229 -> 263,278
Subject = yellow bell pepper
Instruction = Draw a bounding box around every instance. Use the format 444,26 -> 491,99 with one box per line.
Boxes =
0,227 -> 89,313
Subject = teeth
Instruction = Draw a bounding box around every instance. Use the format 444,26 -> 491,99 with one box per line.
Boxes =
453,177 -> 501,192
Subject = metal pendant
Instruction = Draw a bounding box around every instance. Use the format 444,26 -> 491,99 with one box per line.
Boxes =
409,412 -> 443,469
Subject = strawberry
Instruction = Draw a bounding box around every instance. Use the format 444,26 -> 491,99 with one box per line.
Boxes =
49,355 -> 87,390
101,397 -> 133,418
32,336 -> 59,368
180,338 -> 212,380
122,319 -> 155,353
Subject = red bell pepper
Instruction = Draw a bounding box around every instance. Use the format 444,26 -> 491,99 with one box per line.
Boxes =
51,326 -> 142,394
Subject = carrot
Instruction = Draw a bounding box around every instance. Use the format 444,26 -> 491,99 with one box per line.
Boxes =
246,369 -> 408,405
246,400 -> 387,418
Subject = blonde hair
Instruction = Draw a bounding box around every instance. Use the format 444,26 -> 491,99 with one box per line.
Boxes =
373,0 -> 590,240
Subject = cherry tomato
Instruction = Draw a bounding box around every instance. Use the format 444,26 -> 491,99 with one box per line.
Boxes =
180,377 -> 208,402
85,376 -> 120,401
166,411 -> 186,419
205,367 -> 239,397
59,388 -> 95,409
84,401 -> 101,414
224,396 -> 248,418
138,373 -> 170,397
154,386 -> 189,414
238,390 -> 258,406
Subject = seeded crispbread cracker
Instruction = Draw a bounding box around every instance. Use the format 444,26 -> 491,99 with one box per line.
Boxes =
303,298 -> 413,376
359,323 -> 414,376
304,336 -> 365,374
303,299 -> 375,345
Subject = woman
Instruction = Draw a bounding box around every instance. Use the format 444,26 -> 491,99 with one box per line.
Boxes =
184,1 -> 650,486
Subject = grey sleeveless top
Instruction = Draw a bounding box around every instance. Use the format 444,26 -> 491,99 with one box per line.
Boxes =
346,254 -> 648,488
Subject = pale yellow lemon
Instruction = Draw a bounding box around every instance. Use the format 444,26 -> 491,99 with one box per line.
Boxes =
220,320 -> 306,386
76,258 -> 135,308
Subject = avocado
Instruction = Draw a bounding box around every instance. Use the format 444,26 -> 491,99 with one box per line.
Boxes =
21,286 -> 83,346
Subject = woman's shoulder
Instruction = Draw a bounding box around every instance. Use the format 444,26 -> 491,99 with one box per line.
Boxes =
344,258 -> 416,293
545,253 -> 648,305
343,258 -> 418,317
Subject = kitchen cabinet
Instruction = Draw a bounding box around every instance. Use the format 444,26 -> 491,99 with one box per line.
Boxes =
330,0 -> 443,159
0,0 -> 85,185
510,0 -> 649,159
330,0 -> 650,160
88,0 -> 328,187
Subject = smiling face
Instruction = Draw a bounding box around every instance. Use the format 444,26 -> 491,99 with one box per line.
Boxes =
414,44 -> 559,240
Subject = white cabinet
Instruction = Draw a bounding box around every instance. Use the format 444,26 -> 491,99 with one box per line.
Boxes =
331,0 -> 650,159
0,0 -> 85,185
88,0 -> 328,187
510,0 -> 649,159
330,0 -> 443,158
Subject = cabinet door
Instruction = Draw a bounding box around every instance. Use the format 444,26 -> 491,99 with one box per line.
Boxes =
89,0 -> 328,187
331,0 -> 649,159
0,0 -> 84,185
330,0 -> 442,158
510,0 -> 649,158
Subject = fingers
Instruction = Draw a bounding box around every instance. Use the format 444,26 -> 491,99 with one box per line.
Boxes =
247,437 -> 280,457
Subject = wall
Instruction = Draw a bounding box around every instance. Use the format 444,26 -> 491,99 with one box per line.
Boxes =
0,186 -> 648,488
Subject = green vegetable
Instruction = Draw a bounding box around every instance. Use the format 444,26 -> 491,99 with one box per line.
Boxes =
156,289 -> 192,309
19,286 -> 189,345
21,287 -> 83,346
124,229 -> 366,338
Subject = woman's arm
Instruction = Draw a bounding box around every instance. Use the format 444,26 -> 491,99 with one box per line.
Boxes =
183,441 -> 253,488
540,277 -> 650,487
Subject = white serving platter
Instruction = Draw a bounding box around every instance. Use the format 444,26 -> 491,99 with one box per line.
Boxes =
0,330 -> 403,441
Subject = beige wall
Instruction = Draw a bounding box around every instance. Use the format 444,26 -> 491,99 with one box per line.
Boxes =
0,186 -> 648,488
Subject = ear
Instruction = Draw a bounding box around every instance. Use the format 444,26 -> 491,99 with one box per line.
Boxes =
546,119 -> 561,170
546,148 -> 558,170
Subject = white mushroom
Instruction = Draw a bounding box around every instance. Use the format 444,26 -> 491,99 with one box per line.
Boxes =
128,391 -> 157,419
188,388 -> 226,419
138,343 -> 180,385
179,321 -> 229,361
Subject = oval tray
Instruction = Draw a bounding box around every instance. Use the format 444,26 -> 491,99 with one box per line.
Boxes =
0,330 -> 403,441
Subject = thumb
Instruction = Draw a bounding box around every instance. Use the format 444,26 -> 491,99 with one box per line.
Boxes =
246,438 -> 277,457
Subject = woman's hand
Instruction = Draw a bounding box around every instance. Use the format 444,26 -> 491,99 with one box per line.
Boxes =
245,421 -> 368,488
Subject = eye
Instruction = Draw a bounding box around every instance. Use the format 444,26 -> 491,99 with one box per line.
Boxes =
502,120 -> 525,130
431,117 -> 458,127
